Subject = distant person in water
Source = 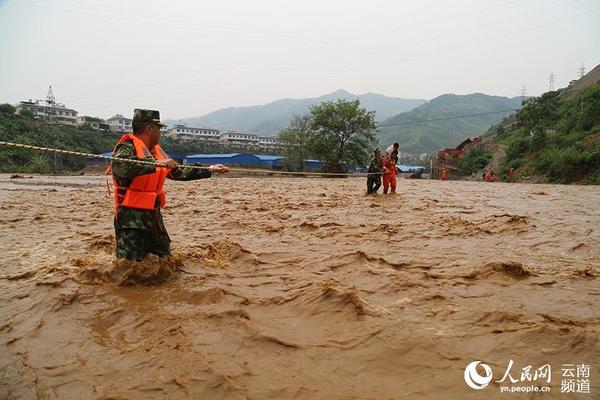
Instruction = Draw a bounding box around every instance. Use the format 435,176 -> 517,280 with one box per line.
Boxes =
386,142 -> 400,157
441,166 -> 449,181
382,150 -> 398,193
367,148 -> 384,195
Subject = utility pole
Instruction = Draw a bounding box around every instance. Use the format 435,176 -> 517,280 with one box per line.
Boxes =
579,64 -> 585,112
548,73 -> 555,91
578,64 -> 586,79
520,85 -> 527,97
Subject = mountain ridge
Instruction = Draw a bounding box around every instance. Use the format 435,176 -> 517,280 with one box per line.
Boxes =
378,93 -> 524,154
165,89 -> 426,135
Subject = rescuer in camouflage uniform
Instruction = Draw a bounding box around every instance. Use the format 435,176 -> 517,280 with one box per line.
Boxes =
366,148 -> 384,194
111,109 -> 229,261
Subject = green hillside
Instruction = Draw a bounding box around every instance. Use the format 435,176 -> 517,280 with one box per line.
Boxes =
491,80 -> 600,184
0,113 -> 116,173
377,93 -> 523,154
0,112 -> 253,173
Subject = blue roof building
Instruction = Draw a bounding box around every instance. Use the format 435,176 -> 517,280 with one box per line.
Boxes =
304,160 -> 351,172
305,160 -> 324,171
184,153 -> 286,169
255,155 -> 285,168
184,153 -> 262,166
165,150 -> 184,163
397,165 -> 425,173
86,152 -> 113,164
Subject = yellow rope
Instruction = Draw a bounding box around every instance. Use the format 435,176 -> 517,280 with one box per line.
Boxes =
0,140 -> 386,177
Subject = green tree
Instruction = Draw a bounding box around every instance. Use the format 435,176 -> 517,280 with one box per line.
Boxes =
495,125 -> 505,138
18,108 -> 34,119
278,115 -> 314,171
516,91 -> 560,135
309,99 -> 376,170
0,103 -> 16,115
459,147 -> 493,174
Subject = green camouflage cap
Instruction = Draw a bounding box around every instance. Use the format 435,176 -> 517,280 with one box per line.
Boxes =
133,109 -> 165,127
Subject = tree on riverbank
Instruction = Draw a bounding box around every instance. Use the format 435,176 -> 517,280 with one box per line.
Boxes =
278,99 -> 377,172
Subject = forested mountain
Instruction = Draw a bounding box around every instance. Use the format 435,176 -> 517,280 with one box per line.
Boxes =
377,93 -> 523,153
168,89 -> 425,135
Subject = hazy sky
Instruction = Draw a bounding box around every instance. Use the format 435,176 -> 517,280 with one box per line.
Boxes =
1,0 -> 599,119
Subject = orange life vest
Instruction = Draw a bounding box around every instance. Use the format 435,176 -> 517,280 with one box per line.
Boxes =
383,155 -> 398,177
441,168 -> 449,181
111,133 -> 171,210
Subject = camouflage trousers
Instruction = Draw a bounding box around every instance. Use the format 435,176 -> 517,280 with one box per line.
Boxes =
366,175 -> 382,194
114,208 -> 171,261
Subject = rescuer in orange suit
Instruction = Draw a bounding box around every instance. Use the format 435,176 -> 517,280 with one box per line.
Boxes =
484,170 -> 496,182
441,166 -> 449,181
382,150 -> 398,193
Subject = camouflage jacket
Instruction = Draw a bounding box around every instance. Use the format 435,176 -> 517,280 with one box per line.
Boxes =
111,141 -> 212,230
368,156 -> 384,174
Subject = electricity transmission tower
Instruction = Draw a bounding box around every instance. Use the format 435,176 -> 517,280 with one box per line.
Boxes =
45,85 -> 56,106
578,64 -> 586,79
520,85 -> 527,97
548,73 -> 555,91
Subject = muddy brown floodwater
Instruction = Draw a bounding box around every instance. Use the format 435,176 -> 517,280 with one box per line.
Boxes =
0,174 -> 599,399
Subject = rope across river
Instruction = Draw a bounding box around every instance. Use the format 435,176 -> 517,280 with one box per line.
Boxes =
0,140 -> 387,177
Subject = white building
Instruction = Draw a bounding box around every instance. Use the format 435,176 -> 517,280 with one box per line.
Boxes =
107,114 -> 132,134
147,123 -> 286,152
16,87 -> 79,126
16,100 -> 78,126
220,131 -> 260,149
167,125 -> 221,143
258,136 -> 285,152
77,116 -> 109,132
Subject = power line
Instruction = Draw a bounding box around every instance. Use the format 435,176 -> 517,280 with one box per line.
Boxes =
376,109 -> 520,128
6,0 -> 599,112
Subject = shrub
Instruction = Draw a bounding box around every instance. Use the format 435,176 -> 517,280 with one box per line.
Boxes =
459,147 -> 492,174
0,103 -> 16,115
505,135 -> 531,161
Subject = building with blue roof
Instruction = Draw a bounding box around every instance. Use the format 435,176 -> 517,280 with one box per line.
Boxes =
304,160 -> 351,172
86,152 -> 113,164
165,151 -> 184,163
397,165 -> 426,173
184,153 -> 262,166
304,160 -> 324,171
184,153 -> 287,169
255,155 -> 285,169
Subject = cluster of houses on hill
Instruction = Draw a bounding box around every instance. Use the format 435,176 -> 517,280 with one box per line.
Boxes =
15,87 -> 286,153
15,87 -> 429,173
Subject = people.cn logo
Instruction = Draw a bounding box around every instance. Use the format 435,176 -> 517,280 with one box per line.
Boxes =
464,361 -> 493,390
